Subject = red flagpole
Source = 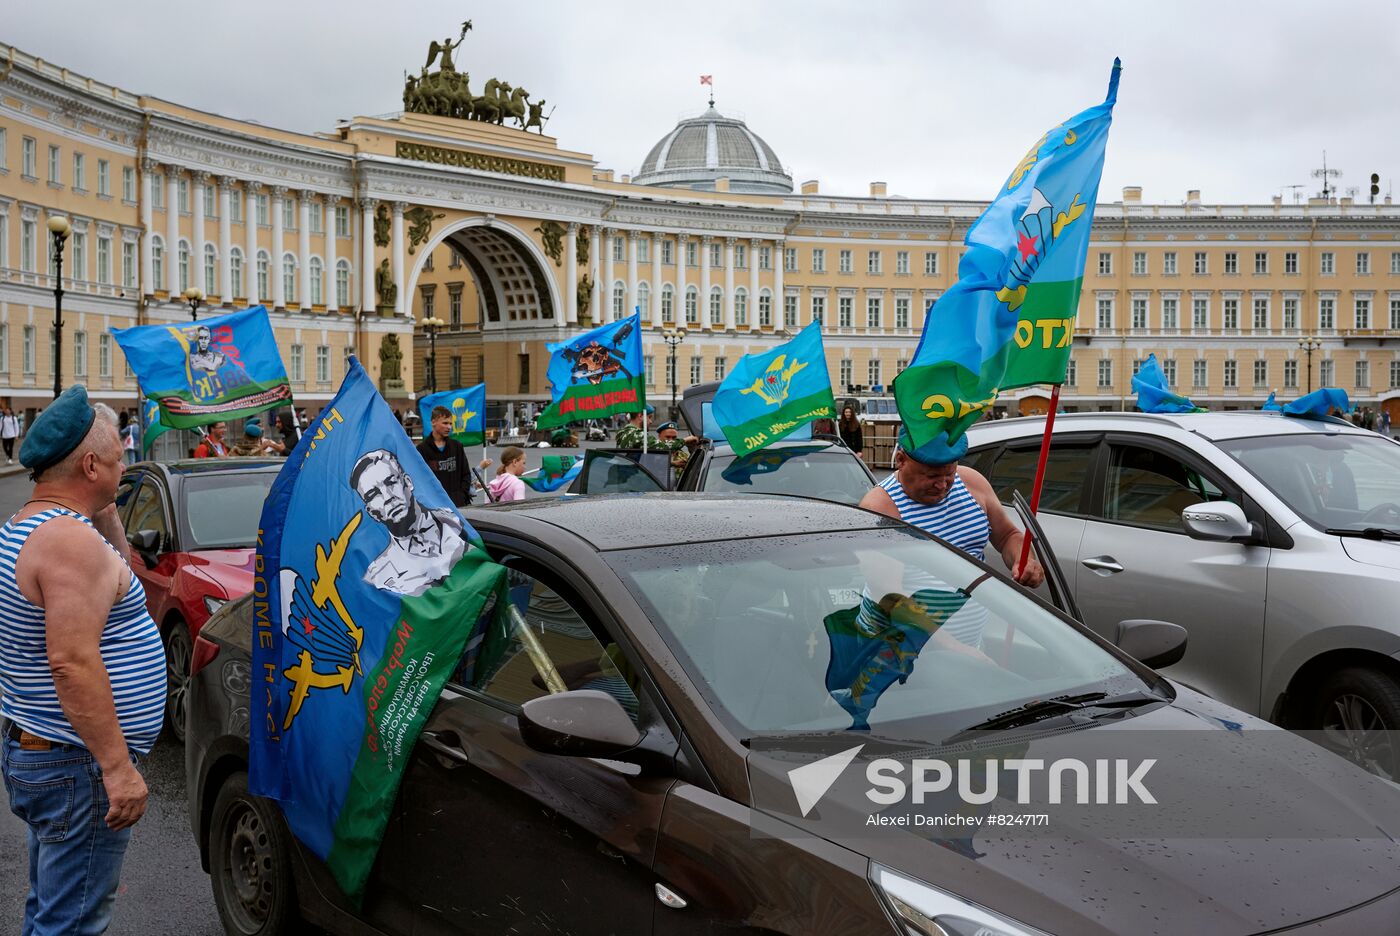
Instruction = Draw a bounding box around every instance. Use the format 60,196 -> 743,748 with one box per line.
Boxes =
1014,384 -> 1061,579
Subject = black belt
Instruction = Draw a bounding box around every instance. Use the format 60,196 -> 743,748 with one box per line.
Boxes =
4,721 -> 70,747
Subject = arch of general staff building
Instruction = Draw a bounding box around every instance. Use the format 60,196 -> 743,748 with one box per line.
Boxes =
3,41 -> 1400,427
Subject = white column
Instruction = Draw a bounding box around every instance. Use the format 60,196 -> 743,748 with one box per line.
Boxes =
700,236 -> 712,331
191,172 -> 208,294
245,183 -> 261,305
165,171 -> 179,295
588,225 -> 601,325
651,234 -> 664,328
298,193 -> 312,309
724,237 -> 736,331
325,195 -> 340,313
773,239 -> 785,329
217,178 -> 232,304
626,230 -> 639,318
140,159 -> 155,295
676,235 -> 688,326
391,202 -> 405,316
749,238 -> 761,331
360,198 -> 376,313
565,222 -> 578,324
602,228 -> 616,323
271,186 -> 287,309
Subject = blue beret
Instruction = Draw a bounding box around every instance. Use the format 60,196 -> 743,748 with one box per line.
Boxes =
244,422 -> 263,438
898,427 -> 967,466
644,404 -> 656,415
20,385 -> 96,476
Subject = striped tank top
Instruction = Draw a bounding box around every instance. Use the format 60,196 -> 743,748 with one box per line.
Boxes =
0,508 -> 166,754
879,471 -> 991,559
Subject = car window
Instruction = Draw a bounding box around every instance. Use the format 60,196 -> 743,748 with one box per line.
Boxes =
987,443 -> 1096,514
115,476 -> 140,526
703,450 -> 873,504
182,473 -> 277,549
578,453 -> 666,494
455,563 -> 640,723
127,482 -> 170,549
1104,443 -> 1228,530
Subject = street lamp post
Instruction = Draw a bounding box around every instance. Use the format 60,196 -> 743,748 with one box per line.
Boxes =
47,216 -> 71,399
182,286 -> 205,320
662,327 -> 687,422
1298,335 -> 1323,394
420,316 -> 445,394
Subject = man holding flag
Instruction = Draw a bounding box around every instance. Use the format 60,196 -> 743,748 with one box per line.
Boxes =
416,405 -> 483,508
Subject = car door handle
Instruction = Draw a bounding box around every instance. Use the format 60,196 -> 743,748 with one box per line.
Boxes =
1081,556 -> 1124,575
420,730 -> 471,767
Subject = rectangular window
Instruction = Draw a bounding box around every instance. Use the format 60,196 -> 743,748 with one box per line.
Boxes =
72,232 -> 86,282
122,166 -> 136,202
22,325 -> 34,375
839,359 -> 853,390
229,190 -> 243,224
1284,251 -> 1298,274
1391,252 -> 1400,275
729,242 -> 741,269
1193,359 -> 1208,388
22,137 -> 36,178
203,184 -> 216,218
611,237 -> 624,263
1194,251 -> 1208,275
449,289 -> 462,326
1254,251 -> 1268,275
1132,358 -> 1144,378
316,345 -> 330,383
1357,252 -> 1371,275
708,242 -> 721,267
178,178 -> 189,214
290,344 -> 304,382
1132,252 -> 1146,275
868,358 -> 882,388
838,295 -> 853,328
1392,298 -> 1400,330
449,357 -> 461,386
784,247 -> 797,272
895,296 -> 910,329
924,251 -> 939,276
713,356 -> 727,381
1065,358 -> 1077,387
866,296 -> 881,328
639,238 -> 652,265
1224,252 -> 1238,275
1098,252 -> 1112,275
758,246 -> 770,270
1283,297 -> 1299,329
1319,297 -> 1335,329
867,250 -> 882,274
1192,297 -> 1209,330
151,173 -> 164,209
1321,252 -> 1335,275
784,293 -> 798,328
685,240 -> 697,267
19,219 -> 34,273
97,236 -> 111,285
122,241 -> 136,287
811,293 -> 825,325
310,202 -> 323,234
1392,361 -> 1400,389
812,248 -> 826,273
1284,360 -> 1298,389
1223,360 -> 1237,388
1253,297 -> 1268,330
1356,360 -> 1370,389
1131,297 -> 1148,329
97,159 -> 109,196
48,144 -> 60,184
0,127 -> 5,170
896,250 -> 910,275
1097,359 -> 1112,388
335,204 -> 349,238
1096,297 -> 1113,329
1253,359 -> 1267,387
256,194 -> 269,226
281,198 -> 294,229
662,240 -> 674,265
689,356 -> 702,386
1162,296 -> 1178,329
99,333 -> 111,378
1320,360 -> 1334,386
1163,359 -> 1177,387
73,332 -> 87,377
1223,297 -> 1239,329
838,250 -> 852,274
1163,251 -> 1177,275
1356,297 -> 1371,330
758,292 -> 771,326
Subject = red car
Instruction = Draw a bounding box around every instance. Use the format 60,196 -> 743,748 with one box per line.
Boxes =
116,458 -> 283,742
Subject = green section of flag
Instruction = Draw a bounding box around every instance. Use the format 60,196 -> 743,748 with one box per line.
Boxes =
324,552 -> 506,900
892,351 -> 1008,445
999,277 -> 1084,390
141,399 -> 172,455
718,387 -> 836,458
451,430 -> 485,447
149,376 -> 293,429
535,375 -> 646,430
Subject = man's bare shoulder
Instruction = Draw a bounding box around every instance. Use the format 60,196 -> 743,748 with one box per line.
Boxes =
16,515 -> 119,597
858,483 -> 900,519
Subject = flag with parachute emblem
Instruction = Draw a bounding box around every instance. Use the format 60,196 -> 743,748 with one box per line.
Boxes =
711,322 -> 835,457
417,383 -> 486,446
892,60 -> 1121,445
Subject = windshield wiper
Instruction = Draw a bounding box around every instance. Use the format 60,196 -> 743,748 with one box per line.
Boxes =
944,690 -> 1166,743
1324,527 -> 1400,541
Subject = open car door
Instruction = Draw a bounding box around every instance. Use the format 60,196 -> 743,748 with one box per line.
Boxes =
1012,489 -> 1083,623
568,449 -> 676,495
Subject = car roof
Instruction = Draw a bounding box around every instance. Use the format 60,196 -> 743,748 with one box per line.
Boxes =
966,410 -> 1371,444
471,492 -> 898,551
131,458 -> 284,478
707,439 -> 847,456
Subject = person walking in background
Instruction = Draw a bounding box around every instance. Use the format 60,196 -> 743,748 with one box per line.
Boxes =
838,405 -> 864,455
0,406 -> 21,465
117,410 -> 139,465
487,446 -> 528,502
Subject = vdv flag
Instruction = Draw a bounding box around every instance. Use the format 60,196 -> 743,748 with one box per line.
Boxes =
1132,353 -> 1204,414
537,313 -> 645,429
523,455 -> 582,493
140,396 -> 171,455
1283,387 -> 1351,419
893,60 -> 1121,445
251,357 -> 506,900
711,321 -> 836,457
1262,391 -> 1283,412
113,305 -> 292,429
417,383 -> 486,446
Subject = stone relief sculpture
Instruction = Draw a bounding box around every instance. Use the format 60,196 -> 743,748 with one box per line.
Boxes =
405,206 -> 446,254
373,204 -> 391,248
376,258 -> 397,310
378,334 -> 403,389
535,220 -> 565,266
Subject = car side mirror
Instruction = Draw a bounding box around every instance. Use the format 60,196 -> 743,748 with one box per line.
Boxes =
1114,619 -> 1188,670
127,529 -> 160,567
518,690 -> 644,760
1181,501 -> 1257,543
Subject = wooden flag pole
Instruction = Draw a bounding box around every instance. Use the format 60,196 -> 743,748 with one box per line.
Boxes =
1014,384 -> 1061,580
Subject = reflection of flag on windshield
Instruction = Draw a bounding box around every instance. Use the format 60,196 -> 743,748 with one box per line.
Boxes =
824,589 -> 970,730
251,357 -> 506,901
523,455 -> 582,492
417,383 -> 486,446
719,446 -> 815,486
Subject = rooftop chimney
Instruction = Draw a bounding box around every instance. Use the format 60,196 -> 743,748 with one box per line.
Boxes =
870,181 -> 887,197
1272,195 -> 1282,208
1186,189 -> 1201,206
1122,186 -> 1142,203
620,173 -> 631,184
714,177 -> 730,193
801,179 -> 820,195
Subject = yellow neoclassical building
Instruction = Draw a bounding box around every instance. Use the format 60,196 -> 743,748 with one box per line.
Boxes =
3,38 -> 1399,426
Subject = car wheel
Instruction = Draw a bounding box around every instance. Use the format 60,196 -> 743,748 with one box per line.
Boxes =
1311,667 -> 1400,781
164,621 -> 193,744
210,771 -> 299,936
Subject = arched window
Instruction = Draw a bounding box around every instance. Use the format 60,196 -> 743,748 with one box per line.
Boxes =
203,244 -> 217,296
612,281 -> 625,318
177,239 -> 191,293
151,236 -> 164,291
229,247 -> 244,300
283,252 -> 298,305
661,284 -> 675,324
256,250 -> 270,302
735,287 -> 749,327
309,257 -> 324,306
335,259 -> 351,308
637,282 -> 650,318
709,286 -> 723,326
759,287 -> 773,327
685,285 -> 698,324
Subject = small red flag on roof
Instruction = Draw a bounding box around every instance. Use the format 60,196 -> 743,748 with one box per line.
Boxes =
699,75 -> 713,85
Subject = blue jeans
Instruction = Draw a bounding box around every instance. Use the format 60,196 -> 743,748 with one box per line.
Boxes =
1,737 -> 136,936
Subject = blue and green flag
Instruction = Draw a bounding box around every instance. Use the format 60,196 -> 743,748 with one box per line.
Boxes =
113,305 -> 292,429
417,383 -> 485,446
523,455 -> 582,493
140,396 -> 171,455
1132,354 -> 1205,414
893,60 -> 1121,445
711,322 -> 835,457
537,313 -> 645,430
251,357 -> 506,900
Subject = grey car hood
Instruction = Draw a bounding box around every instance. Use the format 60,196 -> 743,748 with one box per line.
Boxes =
758,689 -> 1400,936
1340,536 -> 1400,571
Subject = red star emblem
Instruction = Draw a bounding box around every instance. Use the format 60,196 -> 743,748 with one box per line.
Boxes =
767,375 -> 776,383
302,615 -> 315,635
1017,231 -> 1040,263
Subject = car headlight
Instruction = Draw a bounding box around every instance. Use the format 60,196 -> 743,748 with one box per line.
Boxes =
871,864 -> 1049,936
203,596 -> 228,615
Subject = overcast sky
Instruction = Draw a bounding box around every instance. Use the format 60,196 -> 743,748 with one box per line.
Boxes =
9,0 -> 1397,205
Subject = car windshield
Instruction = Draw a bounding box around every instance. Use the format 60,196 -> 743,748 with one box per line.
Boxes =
702,449 -> 873,505
183,473 -> 277,549
609,529 -> 1145,739
1217,432 -> 1400,534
